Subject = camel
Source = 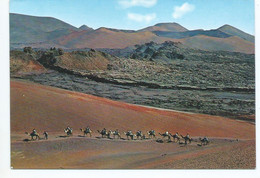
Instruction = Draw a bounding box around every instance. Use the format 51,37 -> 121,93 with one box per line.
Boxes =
25,131 -> 40,140
110,129 -> 121,139
170,133 -> 181,143
80,127 -> 92,137
97,129 -> 110,138
147,130 -> 156,139
64,127 -> 73,136
124,131 -> 135,140
136,130 -> 144,140
180,134 -> 192,145
199,137 -> 209,145
159,131 -> 171,141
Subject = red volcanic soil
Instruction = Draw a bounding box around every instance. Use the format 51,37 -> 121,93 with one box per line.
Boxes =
11,80 -> 255,139
10,51 -> 47,75
10,80 -> 255,169
54,28 -> 177,49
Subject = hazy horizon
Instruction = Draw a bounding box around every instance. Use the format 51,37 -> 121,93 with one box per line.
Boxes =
10,0 -> 254,35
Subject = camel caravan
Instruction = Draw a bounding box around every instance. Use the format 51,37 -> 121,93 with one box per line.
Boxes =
24,127 -> 209,146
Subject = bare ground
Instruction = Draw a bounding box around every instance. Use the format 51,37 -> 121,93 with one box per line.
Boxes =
10,80 -> 255,169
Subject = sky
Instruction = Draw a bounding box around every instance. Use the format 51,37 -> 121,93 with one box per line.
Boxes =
10,0 -> 255,35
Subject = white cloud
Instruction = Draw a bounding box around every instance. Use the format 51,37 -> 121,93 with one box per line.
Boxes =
127,13 -> 156,23
119,0 -> 157,8
172,2 -> 195,19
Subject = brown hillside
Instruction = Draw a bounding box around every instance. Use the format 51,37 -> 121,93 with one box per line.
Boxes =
180,35 -> 254,54
55,28 -> 177,49
10,51 -> 46,75
55,50 -> 114,71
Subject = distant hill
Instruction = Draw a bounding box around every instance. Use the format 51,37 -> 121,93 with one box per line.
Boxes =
218,25 -> 254,43
10,13 -> 255,54
179,35 -> 254,54
79,25 -> 94,32
154,29 -> 231,39
10,13 -> 78,43
139,22 -> 188,32
54,27 -> 177,49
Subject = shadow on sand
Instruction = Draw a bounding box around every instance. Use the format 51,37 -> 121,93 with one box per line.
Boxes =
57,135 -> 70,138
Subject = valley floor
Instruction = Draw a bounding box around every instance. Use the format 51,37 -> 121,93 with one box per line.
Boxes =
11,134 -> 255,169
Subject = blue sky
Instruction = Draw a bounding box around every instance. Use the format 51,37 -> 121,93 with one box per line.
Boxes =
10,0 -> 255,35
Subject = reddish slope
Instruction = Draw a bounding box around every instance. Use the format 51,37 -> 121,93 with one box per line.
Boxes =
10,51 -> 46,75
55,28 -> 177,49
11,80 -> 255,139
180,35 -> 254,54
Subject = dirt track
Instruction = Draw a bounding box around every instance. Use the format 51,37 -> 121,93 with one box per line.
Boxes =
10,80 -> 255,169
11,134 -> 255,169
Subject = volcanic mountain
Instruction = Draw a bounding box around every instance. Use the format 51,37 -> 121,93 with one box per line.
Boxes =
10,13 -> 255,53
10,13 -> 78,44
138,22 -> 188,32
79,25 -> 94,32
54,27 -> 177,49
218,24 -> 254,43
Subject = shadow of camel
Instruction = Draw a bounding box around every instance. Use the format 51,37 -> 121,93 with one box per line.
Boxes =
78,135 -> 85,137
57,135 -> 69,138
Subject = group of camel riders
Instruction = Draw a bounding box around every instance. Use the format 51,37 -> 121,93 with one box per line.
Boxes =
26,126 -> 209,145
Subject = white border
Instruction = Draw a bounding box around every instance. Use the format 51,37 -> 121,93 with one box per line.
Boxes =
1,0 -> 259,178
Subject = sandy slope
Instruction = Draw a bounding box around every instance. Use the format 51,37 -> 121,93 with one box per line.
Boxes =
11,80 -> 254,139
10,80 -> 255,169
11,135 -> 255,169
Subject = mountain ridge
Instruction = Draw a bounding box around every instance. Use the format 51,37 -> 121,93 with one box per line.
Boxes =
10,13 -> 254,54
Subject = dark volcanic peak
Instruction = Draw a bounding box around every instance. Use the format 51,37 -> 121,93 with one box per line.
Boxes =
218,24 -> 254,43
79,25 -> 93,31
10,13 -> 77,32
10,13 -> 78,44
